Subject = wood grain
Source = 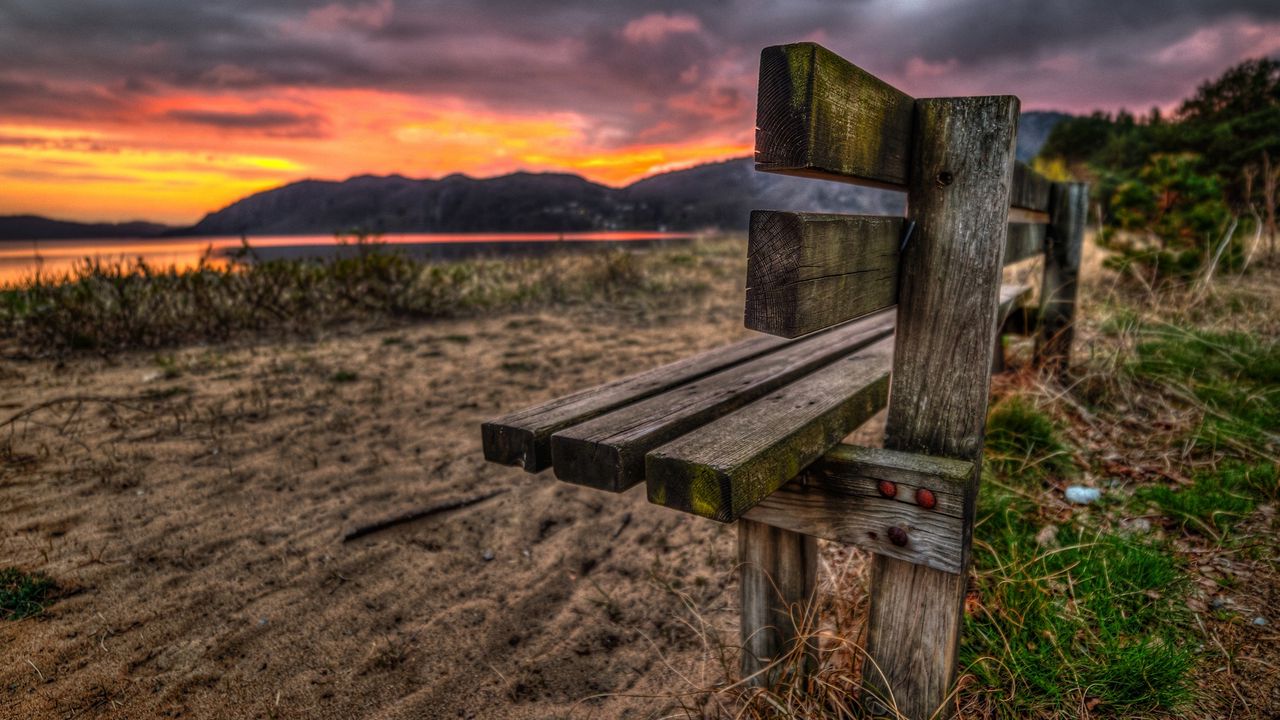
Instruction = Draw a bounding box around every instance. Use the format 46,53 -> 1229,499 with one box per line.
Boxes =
754,42 -> 1052,213
551,309 -> 895,491
738,518 -> 817,687
743,445 -> 974,573
1036,182 -> 1088,377
650,284 -> 1025,522
755,42 -> 914,191
863,95 -> 1019,720
744,208 -> 1038,337
481,334 -> 787,471
1011,160 -> 1052,213
646,337 -> 893,521
745,211 -> 902,338
1002,222 -> 1046,266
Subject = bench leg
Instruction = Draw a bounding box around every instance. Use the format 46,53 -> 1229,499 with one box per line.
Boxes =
1036,181 -> 1087,379
738,518 -> 817,687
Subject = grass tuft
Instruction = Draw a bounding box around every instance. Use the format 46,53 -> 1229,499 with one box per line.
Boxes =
1137,461 -> 1278,538
1128,325 -> 1280,454
330,369 -> 359,384
0,567 -> 58,620
985,395 -> 1072,477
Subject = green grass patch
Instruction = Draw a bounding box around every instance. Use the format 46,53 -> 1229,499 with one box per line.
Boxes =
985,396 -> 1072,477
1129,324 -> 1280,452
1,567 -> 58,620
1136,461 -> 1277,538
961,482 -> 1195,717
963,396 -> 1198,717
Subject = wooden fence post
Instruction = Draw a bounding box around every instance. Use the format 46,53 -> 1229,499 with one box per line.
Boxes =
861,96 -> 1019,719
738,518 -> 817,686
1036,181 -> 1088,378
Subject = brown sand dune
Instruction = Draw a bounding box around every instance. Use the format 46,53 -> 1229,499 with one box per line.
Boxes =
0,282 -> 769,719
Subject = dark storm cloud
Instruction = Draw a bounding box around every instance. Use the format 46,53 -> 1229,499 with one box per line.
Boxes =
164,109 -> 330,137
2,0 -> 1278,141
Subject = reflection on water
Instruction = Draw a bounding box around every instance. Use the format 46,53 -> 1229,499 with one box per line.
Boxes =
0,231 -> 693,286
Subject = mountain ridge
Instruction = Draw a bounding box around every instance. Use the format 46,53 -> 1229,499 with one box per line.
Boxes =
4,111 -> 1066,240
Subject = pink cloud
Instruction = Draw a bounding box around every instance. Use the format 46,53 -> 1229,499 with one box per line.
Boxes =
299,0 -> 395,32
903,56 -> 958,80
622,12 -> 702,44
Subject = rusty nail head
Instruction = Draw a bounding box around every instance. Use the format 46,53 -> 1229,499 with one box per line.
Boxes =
887,526 -> 909,547
915,488 -> 937,509
877,480 -> 897,498
936,170 -> 954,187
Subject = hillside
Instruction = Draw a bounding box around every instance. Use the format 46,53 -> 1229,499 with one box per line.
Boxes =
187,111 -> 1062,235
0,216 -> 172,241
8,111 -> 1066,239
185,158 -> 907,236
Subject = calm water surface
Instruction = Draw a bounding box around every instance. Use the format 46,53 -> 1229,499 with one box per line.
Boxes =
0,231 -> 694,286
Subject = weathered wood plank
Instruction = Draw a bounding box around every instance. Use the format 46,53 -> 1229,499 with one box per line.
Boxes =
1003,222 -> 1046,266
755,42 -> 914,191
653,284 -> 1025,523
738,518 -> 817,686
754,42 -> 1052,213
743,445 -> 974,574
863,95 -> 1019,720
646,337 -> 893,521
745,211 -> 902,338
551,309 -> 895,491
742,206 -> 1039,337
1011,161 -> 1052,213
1036,181 -> 1088,377
481,334 -> 787,471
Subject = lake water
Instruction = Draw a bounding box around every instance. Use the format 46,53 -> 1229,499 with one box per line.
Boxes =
0,231 -> 697,286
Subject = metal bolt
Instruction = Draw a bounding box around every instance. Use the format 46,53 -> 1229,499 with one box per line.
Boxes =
877,480 -> 897,498
915,488 -> 937,509
936,170 -> 954,187
887,526 -> 909,547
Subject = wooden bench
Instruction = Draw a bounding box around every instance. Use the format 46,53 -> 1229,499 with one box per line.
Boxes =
481,41 -> 1086,720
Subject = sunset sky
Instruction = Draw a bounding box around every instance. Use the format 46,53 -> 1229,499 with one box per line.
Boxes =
2,0 -> 1279,225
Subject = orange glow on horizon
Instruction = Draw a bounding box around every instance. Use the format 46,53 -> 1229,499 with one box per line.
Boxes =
0,87 -> 752,226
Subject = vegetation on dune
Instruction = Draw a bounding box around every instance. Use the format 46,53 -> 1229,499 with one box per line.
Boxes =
964,399 -> 1195,718
0,567 -> 58,621
1128,323 -> 1280,453
1038,57 -> 1280,282
0,235 -> 735,355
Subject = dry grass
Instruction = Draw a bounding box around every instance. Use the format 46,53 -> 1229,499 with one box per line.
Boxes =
0,236 -> 741,356
633,238 -> 1279,719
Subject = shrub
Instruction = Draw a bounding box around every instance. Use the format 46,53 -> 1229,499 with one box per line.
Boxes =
1100,154 -> 1235,282
0,568 -> 57,620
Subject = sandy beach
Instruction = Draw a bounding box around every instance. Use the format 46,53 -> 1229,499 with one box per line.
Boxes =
0,264 -> 769,719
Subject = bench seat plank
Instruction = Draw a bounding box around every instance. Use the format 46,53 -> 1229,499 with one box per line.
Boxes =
646,336 -> 893,521
482,332 -> 788,471
647,283 -> 1030,522
550,309 -> 896,491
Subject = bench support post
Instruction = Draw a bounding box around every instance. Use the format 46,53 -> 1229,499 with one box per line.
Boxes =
862,96 -> 1019,719
738,518 -> 817,687
1036,181 -> 1088,378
